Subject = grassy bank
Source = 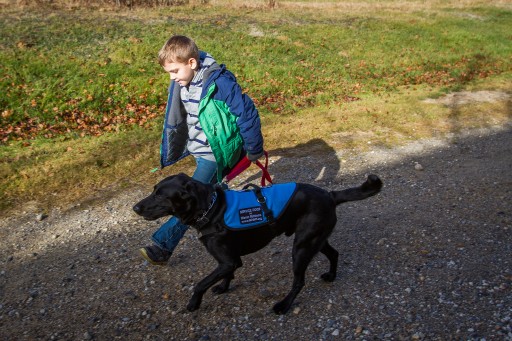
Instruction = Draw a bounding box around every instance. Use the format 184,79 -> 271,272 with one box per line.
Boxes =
1,1 -> 511,212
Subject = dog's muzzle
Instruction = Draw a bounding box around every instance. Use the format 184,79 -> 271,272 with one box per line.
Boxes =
133,204 -> 157,220
133,204 -> 142,215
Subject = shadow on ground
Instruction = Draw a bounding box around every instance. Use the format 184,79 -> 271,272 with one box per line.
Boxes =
242,138 -> 341,186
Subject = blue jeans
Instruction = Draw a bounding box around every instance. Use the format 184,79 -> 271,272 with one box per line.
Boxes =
151,157 -> 218,252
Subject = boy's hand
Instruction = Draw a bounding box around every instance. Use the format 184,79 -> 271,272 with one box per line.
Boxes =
247,151 -> 264,163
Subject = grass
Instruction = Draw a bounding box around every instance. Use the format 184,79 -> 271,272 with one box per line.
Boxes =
0,0 -> 511,212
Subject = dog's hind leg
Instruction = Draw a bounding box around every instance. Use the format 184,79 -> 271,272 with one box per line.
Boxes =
319,241 -> 339,282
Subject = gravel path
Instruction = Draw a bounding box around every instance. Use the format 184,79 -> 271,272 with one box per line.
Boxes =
1,123 -> 511,341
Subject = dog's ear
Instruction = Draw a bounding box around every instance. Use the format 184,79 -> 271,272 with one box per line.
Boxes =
171,180 -> 196,209
184,181 -> 195,193
180,182 -> 197,206
164,181 -> 198,225
178,190 -> 192,204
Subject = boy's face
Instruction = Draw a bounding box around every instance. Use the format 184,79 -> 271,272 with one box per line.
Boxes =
162,58 -> 198,87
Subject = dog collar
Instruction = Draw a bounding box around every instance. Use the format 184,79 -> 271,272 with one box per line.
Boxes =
195,191 -> 217,229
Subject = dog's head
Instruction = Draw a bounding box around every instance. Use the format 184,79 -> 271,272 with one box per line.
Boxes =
133,173 -> 211,225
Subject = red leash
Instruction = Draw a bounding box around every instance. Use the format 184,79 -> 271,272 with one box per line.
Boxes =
224,151 -> 273,186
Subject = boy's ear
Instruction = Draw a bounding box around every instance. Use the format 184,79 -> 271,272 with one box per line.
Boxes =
188,58 -> 198,70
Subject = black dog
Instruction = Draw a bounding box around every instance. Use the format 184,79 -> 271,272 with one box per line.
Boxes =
133,173 -> 382,314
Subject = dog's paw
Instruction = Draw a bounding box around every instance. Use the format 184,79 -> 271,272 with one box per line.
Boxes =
272,300 -> 291,315
186,298 -> 201,312
320,272 -> 336,282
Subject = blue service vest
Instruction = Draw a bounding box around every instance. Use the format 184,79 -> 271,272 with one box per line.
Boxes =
223,183 -> 297,230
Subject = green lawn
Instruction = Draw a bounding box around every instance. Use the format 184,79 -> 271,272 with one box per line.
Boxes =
0,1 -> 511,211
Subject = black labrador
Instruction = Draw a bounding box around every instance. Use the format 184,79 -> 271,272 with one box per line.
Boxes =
133,173 -> 382,314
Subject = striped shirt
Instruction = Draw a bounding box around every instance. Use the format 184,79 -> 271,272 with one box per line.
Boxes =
180,53 -> 216,161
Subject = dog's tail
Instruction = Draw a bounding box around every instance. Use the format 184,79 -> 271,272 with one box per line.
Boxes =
330,174 -> 382,205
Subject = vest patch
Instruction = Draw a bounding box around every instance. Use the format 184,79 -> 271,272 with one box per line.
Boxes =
223,183 -> 297,230
239,206 -> 263,224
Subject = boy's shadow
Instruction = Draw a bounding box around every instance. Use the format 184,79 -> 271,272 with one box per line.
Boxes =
240,138 -> 340,186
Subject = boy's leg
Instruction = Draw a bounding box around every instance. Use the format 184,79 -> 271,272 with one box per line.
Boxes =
191,157 -> 219,183
140,158 -> 217,265
142,216 -> 185,265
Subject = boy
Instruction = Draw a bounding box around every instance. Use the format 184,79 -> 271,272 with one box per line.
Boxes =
140,35 -> 264,265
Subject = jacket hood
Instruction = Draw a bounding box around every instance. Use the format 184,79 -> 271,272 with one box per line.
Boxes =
200,51 -> 222,88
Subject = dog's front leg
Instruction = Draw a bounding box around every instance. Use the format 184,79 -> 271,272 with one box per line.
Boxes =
187,263 -> 238,312
211,258 -> 242,294
211,274 -> 234,294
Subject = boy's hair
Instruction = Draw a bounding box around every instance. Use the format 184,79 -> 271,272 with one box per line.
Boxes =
158,35 -> 199,66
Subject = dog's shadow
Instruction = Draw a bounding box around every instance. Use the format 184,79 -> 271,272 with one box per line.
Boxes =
239,138 -> 341,186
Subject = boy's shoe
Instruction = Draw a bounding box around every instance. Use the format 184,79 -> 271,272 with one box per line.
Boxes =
139,245 -> 171,265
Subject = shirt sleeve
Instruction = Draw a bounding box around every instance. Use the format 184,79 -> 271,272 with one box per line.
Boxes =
214,72 -> 264,156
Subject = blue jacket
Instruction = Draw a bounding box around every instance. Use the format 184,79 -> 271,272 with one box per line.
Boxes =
160,52 -> 264,181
